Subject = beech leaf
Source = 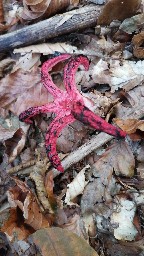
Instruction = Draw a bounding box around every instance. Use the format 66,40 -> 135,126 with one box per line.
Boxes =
29,227 -> 99,256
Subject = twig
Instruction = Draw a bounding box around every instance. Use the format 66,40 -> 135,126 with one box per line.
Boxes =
51,133 -> 113,178
0,5 -> 101,52
7,159 -> 37,174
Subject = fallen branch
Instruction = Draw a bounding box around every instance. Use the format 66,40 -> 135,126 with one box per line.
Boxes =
52,133 -> 113,178
0,5 -> 101,52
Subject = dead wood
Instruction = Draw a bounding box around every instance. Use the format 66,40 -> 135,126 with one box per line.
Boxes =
0,5 -> 101,52
52,133 -> 113,178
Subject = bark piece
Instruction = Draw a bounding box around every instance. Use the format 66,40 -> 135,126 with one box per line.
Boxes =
0,5 -> 101,52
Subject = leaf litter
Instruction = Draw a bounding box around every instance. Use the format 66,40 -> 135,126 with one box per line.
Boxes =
0,0 -> 144,255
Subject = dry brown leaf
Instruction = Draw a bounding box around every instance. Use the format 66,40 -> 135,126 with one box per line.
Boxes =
45,170 -> 54,198
0,67 -> 53,115
20,0 -> 71,21
97,0 -> 141,25
7,178 -> 50,232
132,31 -> 144,59
11,81 -> 54,116
0,58 -> 15,78
114,118 -> 144,134
29,227 -> 99,256
0,67 -> 40,108
1,208 -> 33,241
5,125 -> 29,163
81,141 -> 135,216
114,118 -> 144,140
0,1 -> 4,23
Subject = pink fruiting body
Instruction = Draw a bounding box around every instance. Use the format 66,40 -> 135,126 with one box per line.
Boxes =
19,54 -> 126,172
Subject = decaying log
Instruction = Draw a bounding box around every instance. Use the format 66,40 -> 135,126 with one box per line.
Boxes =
0,5 -> 101,52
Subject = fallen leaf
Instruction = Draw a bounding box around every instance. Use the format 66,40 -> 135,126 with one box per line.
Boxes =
111,196 -> 138,241
29,227 -> 99,256
61,214 -> 88,241
0,58 -> 15,78
0,67 -> 40,108
14,40 -> 102,56
114,118 -> 144,140
20,0 -> 71,21
5,124 -> 29,163
97,0 -> 141,25
57,120 -> 88,153
120,14 -> 144,34
65,165 -> 90,205
0,66 -> 54,115
12,53 -> 41,73
132,31 -> 144,59
0,124 -> 16,142
82,213 -> 96,239
0,1 -> 4,23
1,208 -> 33,241
115,85 -> 144,120
81,141 -> 135,216
3,177 -> 50,240
92,59 -> 144,93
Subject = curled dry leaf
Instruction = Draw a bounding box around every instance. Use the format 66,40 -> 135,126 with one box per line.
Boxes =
29,227 -> 99,256
92,59 -> 144,93
114,118 -> 144,140
5,178 -> 50,234
20,0 -> 71,21
5,124 -> 29,163
97,0 -> 141,25
65,165 -> 90,205
132,31 -> 144,59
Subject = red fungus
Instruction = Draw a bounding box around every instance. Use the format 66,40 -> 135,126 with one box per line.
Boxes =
19,54 -> 126,172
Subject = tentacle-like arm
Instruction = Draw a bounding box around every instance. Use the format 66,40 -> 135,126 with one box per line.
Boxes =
64,55 -> 89,98
72,102 -> 127,138
41,54 -> 71,98
19,103 -> 58,124
45,114 -> 75,172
